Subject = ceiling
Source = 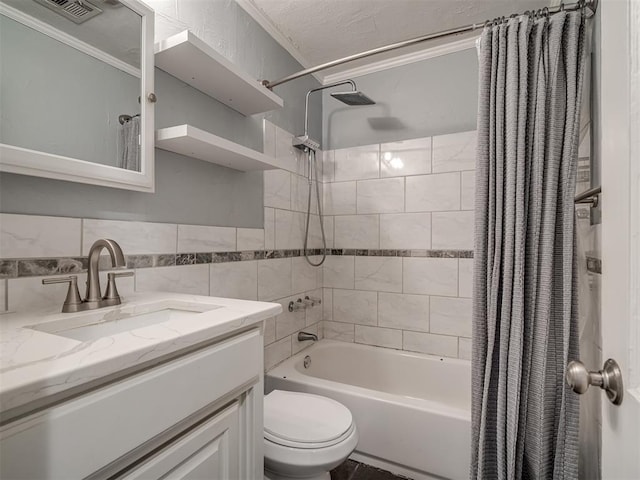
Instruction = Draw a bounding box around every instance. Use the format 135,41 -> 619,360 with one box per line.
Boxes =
237,0 -> 552,83
2,0 -> 141,68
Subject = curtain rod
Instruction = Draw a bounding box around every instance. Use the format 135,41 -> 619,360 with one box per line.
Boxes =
262,0 -> 597,89
575,185 -> 601,207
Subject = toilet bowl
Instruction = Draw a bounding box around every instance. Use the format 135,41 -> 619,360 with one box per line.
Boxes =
264,390 -> 358,480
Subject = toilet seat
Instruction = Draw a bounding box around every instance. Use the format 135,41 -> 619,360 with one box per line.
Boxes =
264,390 -> 354,449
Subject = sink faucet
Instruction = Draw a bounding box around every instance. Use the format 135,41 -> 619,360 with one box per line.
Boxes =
42,239 -> 133,313
85,239 -> 126,305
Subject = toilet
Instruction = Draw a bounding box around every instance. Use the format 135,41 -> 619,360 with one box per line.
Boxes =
263,390 -> 358,480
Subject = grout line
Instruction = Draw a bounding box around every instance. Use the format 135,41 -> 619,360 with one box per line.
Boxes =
79,218 -> 84,257
175,224 -> 179,255
403,176 -> 407,213
458,171 -> 463,211
2,279 -> 8,313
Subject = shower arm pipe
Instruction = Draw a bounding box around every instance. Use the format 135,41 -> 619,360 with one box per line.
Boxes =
301,80 -> 356,138
262,0 -> 597,90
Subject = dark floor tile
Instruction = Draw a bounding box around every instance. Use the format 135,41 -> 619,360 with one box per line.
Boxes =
331,459 -> 360,480
351,463 -> 413,480
331,460 -> 412,480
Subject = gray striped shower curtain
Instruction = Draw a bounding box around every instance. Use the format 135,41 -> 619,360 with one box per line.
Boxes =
471,10 -> 587,480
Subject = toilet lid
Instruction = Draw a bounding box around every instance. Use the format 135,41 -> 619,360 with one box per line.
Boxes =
264,390 -> 353,446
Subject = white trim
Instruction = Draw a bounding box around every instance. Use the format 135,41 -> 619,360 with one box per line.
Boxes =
0,1 -> 141,78
0,144 -> 153,192
234,0 -> 322,83
628,0 -> 640,396
322,35 -> 478,84
600,0 -> 640,476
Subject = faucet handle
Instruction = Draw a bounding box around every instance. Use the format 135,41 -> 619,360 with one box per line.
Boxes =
104,271 -> 134,301
42,276 -> 83,313
304,295 -> 322,306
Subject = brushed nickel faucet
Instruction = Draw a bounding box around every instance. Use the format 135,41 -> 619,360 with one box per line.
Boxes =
297,331 -> 318,342
43,239 -> 133,313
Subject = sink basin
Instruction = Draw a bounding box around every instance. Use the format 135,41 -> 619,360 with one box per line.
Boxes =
27,301 -> 222,342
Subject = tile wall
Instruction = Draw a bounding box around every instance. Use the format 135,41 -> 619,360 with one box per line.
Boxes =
321,131 -> 477,360
0,124 -> 480,367
0,120 -> 325,371
261,121 -> 326,369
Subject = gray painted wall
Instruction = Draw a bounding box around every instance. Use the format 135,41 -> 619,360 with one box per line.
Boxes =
0,15 -> 139,168
323,48 -> 479,150
0,0 -> 321,228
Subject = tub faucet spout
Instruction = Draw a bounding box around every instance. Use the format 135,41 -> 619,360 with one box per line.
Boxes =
298,331 -> 318,342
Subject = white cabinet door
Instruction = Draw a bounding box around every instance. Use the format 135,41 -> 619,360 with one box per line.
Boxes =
122,401 -> 240,480
599,0 -> 640,477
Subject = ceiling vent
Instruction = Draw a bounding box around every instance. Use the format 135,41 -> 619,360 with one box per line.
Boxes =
33,0 -> 102,24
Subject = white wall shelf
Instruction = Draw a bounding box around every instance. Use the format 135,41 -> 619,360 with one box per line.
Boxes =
155,30 -> 284,116
156,125 -> 280,171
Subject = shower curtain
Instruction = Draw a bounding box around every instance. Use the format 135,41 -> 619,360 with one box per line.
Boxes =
471,10 -> 587,480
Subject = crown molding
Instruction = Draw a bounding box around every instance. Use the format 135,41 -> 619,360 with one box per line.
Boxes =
321,35 -> 479,84
234,0 -> 323,83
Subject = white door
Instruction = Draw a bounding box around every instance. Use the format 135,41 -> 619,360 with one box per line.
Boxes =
599,0 -> 640,478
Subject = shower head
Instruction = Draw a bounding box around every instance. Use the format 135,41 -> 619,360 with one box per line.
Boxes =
330,91 -> 376,106
294,80 -> 374,152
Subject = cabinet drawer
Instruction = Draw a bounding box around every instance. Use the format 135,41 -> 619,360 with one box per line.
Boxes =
120,401 -> 240,479
0,329 -> 262,479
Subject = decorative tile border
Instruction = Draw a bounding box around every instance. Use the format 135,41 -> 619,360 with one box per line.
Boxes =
0,249 -> 474,279
0,260 -> 17,278
328,249 -> 474,258
0,249 -> 603,278
18,258 -> 87,277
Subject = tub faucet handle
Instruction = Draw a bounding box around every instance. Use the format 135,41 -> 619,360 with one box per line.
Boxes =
304,295 -> 322,306
289,298 -> 305,312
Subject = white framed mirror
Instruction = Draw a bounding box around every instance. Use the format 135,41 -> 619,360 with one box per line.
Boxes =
0,0 -> 155,192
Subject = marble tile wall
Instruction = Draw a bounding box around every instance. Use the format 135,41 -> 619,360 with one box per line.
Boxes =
0,211 -> 324,369
321,130 -> 477,360
0,126 -> 481,368
261,120 -> 326,370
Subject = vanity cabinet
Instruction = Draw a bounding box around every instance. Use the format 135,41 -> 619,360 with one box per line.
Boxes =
0,328 -> 264,479
121,401 -> 241,479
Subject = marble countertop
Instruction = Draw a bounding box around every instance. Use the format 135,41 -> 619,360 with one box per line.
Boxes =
0,292 -> 281,419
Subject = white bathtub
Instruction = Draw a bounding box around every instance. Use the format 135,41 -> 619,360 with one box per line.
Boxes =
265,340 -> 471,480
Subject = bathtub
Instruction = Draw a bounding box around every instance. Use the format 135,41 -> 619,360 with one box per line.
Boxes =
265,340 -> 471,480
